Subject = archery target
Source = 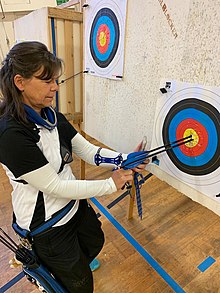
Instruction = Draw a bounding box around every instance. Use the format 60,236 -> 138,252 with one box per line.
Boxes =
85,0 -> 127,79
89,8 -> 120,68
152,81 -> 220,198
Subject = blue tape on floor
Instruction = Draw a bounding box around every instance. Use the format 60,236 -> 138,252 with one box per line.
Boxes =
197,256 -> 216,272
90,197 -> 185,293
0,271 -> 24,292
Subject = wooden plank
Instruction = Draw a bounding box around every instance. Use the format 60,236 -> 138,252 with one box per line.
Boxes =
64,112 -> 83,124
79,22 -> 84,116
80,130 -> 86,180
127,181 -> 135,219
48,7 -> 83,22
48,16 -> 52,51
64,19 -> 75,115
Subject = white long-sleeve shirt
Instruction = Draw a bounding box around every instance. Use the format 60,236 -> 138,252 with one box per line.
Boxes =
0,112 -> 126,230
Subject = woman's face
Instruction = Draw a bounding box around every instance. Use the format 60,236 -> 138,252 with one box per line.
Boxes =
16,68 -> 59,113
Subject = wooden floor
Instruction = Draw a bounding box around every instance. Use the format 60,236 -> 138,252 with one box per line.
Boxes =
1,134 -> 220,292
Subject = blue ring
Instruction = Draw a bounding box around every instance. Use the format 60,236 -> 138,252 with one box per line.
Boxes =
89,7 -> 120,68
92,16 -> 116,62
168,108 -> 218,166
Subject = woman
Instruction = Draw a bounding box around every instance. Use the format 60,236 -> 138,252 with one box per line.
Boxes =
0,41 -> 147,292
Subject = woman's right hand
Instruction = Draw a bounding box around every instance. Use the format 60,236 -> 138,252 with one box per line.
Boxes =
111,168 -> 133,190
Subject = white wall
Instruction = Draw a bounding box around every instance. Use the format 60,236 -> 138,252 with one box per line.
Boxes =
1,0 -> 57,12
0,0 -> 57,62
84,0 -> 192,152
84,0 -> 220,215
14,8 -> 49,45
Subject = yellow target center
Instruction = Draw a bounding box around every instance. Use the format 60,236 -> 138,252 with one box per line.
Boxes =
99,31 -> 107,47
183,129 -> 199,147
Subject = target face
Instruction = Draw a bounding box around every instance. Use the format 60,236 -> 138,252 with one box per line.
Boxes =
152,81 -> 220,198
85,0 -> 127,79
89,8 -> 120,68
163,98 -> 220,175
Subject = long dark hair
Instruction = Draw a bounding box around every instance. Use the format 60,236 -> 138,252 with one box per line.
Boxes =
0,41 -> 63,124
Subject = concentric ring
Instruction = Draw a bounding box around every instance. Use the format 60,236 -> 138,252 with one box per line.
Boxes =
89,7 -> 120,68
176,119 -> 208,156
162,98 -> 220,175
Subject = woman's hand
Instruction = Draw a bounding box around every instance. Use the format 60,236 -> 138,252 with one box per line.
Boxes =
132,141 -> 150,173
111,138 -> 150,190
111,168 -> 133,190
132,160 -> 149,173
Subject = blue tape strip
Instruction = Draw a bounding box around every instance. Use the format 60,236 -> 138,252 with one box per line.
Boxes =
90,197 -> 185,293
0,271 -> 24,292
197,256 -> 216,272
50,17 -> 59,112
51,18 -> 56,55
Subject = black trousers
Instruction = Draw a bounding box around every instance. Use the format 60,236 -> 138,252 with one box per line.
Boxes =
33,200 -> 104,293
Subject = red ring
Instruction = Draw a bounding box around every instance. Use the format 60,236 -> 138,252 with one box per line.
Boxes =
176,118 -> 208,156
96,24 -> 110,54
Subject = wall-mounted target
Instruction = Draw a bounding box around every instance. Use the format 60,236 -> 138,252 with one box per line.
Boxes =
89,7 -> 120,68
163,98 -> 220,176
85,0 -> 127,79
152,81 -> 220,197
